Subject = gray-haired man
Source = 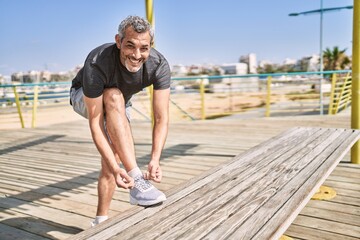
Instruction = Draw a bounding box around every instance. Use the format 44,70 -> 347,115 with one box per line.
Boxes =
70,15 -> 171,226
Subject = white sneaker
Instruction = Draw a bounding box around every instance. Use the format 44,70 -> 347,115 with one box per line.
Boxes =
129,176 -> 166,206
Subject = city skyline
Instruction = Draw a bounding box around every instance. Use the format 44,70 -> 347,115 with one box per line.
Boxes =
0,0 -> 354,76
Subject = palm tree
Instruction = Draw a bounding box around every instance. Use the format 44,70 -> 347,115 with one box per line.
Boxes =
322,46 -> 351,70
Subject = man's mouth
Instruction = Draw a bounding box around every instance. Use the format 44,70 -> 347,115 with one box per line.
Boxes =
128,57 -> 142,65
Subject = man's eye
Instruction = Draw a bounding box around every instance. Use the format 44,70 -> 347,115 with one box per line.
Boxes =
126,45 -> 135,49
141,48 -> 149,51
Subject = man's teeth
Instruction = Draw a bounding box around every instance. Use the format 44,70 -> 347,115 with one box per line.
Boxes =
129,58 -> 140,63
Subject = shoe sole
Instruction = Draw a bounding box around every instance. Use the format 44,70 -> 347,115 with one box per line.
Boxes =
130,195 -> 167,206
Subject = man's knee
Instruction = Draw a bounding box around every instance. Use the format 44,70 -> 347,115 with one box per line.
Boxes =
99,168 -> 114,181
103,88 -> 125,113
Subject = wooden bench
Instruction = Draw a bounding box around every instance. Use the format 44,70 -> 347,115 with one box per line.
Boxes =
70,127 -> 360,240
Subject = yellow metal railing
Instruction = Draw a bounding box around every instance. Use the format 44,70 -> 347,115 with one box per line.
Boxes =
12,86 -> 25,128
265,76 -> 272,117
328,72 -> 352,115
200,79 -> 206,120
0,71 -> 352,128
32,86 -> 39,128
0,82 -> 71,128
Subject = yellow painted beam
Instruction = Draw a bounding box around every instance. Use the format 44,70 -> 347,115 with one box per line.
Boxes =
328,73 -> 336,114
265,76 -> 272,117
31,85 -> 39,128
145,0 -> 154,26
145,0 -> 155,123
352,0 -> 360,164
12,86 -> 25,128
200,79 -> 206,120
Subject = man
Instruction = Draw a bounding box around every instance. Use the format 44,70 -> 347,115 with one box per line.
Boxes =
70,15 -> 171,226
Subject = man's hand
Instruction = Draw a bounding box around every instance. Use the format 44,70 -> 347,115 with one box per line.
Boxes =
144,160 -> 163,183
114,168 -> 134,189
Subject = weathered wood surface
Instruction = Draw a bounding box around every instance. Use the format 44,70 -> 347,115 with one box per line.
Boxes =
0,114 -> 360,239
70,127 -> 360,240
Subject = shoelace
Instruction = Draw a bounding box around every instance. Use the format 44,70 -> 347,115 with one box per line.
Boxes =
134,176 -> 153,191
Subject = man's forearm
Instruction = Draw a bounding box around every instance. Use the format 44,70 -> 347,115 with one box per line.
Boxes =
151,119 -> 168,162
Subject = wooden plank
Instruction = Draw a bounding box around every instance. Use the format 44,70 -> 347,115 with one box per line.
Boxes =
0,223 -> 48,240
144,129 -> 331,240
1,115 -> 359,239
292,215 -> 360,238
286,224 -> 360,240
327,174 -> 360,184
299,206 -> 360,227
0,180 -> 130,213
0,207 -> 82,239
0,196 -> 92,230
193,128 -> 343,240
248,129 -> 360,240
70,127 -> 305,240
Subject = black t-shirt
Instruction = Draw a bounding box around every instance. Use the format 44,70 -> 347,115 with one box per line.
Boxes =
71,43 -> 171,105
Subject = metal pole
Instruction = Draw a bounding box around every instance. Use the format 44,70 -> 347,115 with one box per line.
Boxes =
319,0 -> 324,115
265,76 -> 272,117
145,0 -> 154,25
200,79 -> 206,120
145,0 -> 155,46
351,0 -> 360,164
12,86 -> 25,128
145,0 -> 155,124
31,85 -> 39,128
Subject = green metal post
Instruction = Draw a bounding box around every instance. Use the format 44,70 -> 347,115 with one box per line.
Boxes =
352,0 -> 360,164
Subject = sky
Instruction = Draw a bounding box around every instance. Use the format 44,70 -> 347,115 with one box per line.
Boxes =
0,0 -> 354,76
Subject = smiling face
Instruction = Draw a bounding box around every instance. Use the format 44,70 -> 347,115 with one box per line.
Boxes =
116,26 -> 152,73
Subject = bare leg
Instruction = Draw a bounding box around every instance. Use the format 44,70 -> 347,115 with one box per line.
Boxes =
96,88 -> 139,216
103,88 -> 137,172
96,152 -> 119,216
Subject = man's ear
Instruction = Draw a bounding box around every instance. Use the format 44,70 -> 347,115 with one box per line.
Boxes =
115,34 -> 121,49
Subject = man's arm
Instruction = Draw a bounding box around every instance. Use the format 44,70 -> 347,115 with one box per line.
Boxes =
145,88 -> 170,182
84,95 -> 133,189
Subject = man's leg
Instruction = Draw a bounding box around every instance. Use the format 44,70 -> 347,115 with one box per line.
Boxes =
102,88 -> 166,207
103,88 -> 137,171
96,152 -> 120,217
91,156 -> 117,226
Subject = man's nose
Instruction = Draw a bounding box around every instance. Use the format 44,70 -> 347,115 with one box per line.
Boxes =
133,49 -> 141,59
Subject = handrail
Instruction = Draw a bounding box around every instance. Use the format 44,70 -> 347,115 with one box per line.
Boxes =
0,81 -> 71,88
0,70 -> 352,128
171,70 -> 350,81
0,70 -> 350,88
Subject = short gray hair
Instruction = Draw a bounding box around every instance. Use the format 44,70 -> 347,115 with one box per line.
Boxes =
118,15 -> 154,43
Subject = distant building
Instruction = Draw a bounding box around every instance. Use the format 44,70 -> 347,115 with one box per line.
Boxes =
220,63 -> 247,75
295,54 -> 319,72
171,64 -> 188,77
283,58 -> 297,65
239,53 -> 257,74
11,70 -> 73,83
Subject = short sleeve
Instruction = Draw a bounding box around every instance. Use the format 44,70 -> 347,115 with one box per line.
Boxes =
82,60 -> 106,98
153,58 -> 171,90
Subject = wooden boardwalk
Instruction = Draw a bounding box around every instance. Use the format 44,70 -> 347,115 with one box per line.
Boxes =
0,113 -> 359,239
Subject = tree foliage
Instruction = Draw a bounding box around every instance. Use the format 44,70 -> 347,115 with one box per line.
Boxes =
257,46 -> 352,74
322,46 -> 351,71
